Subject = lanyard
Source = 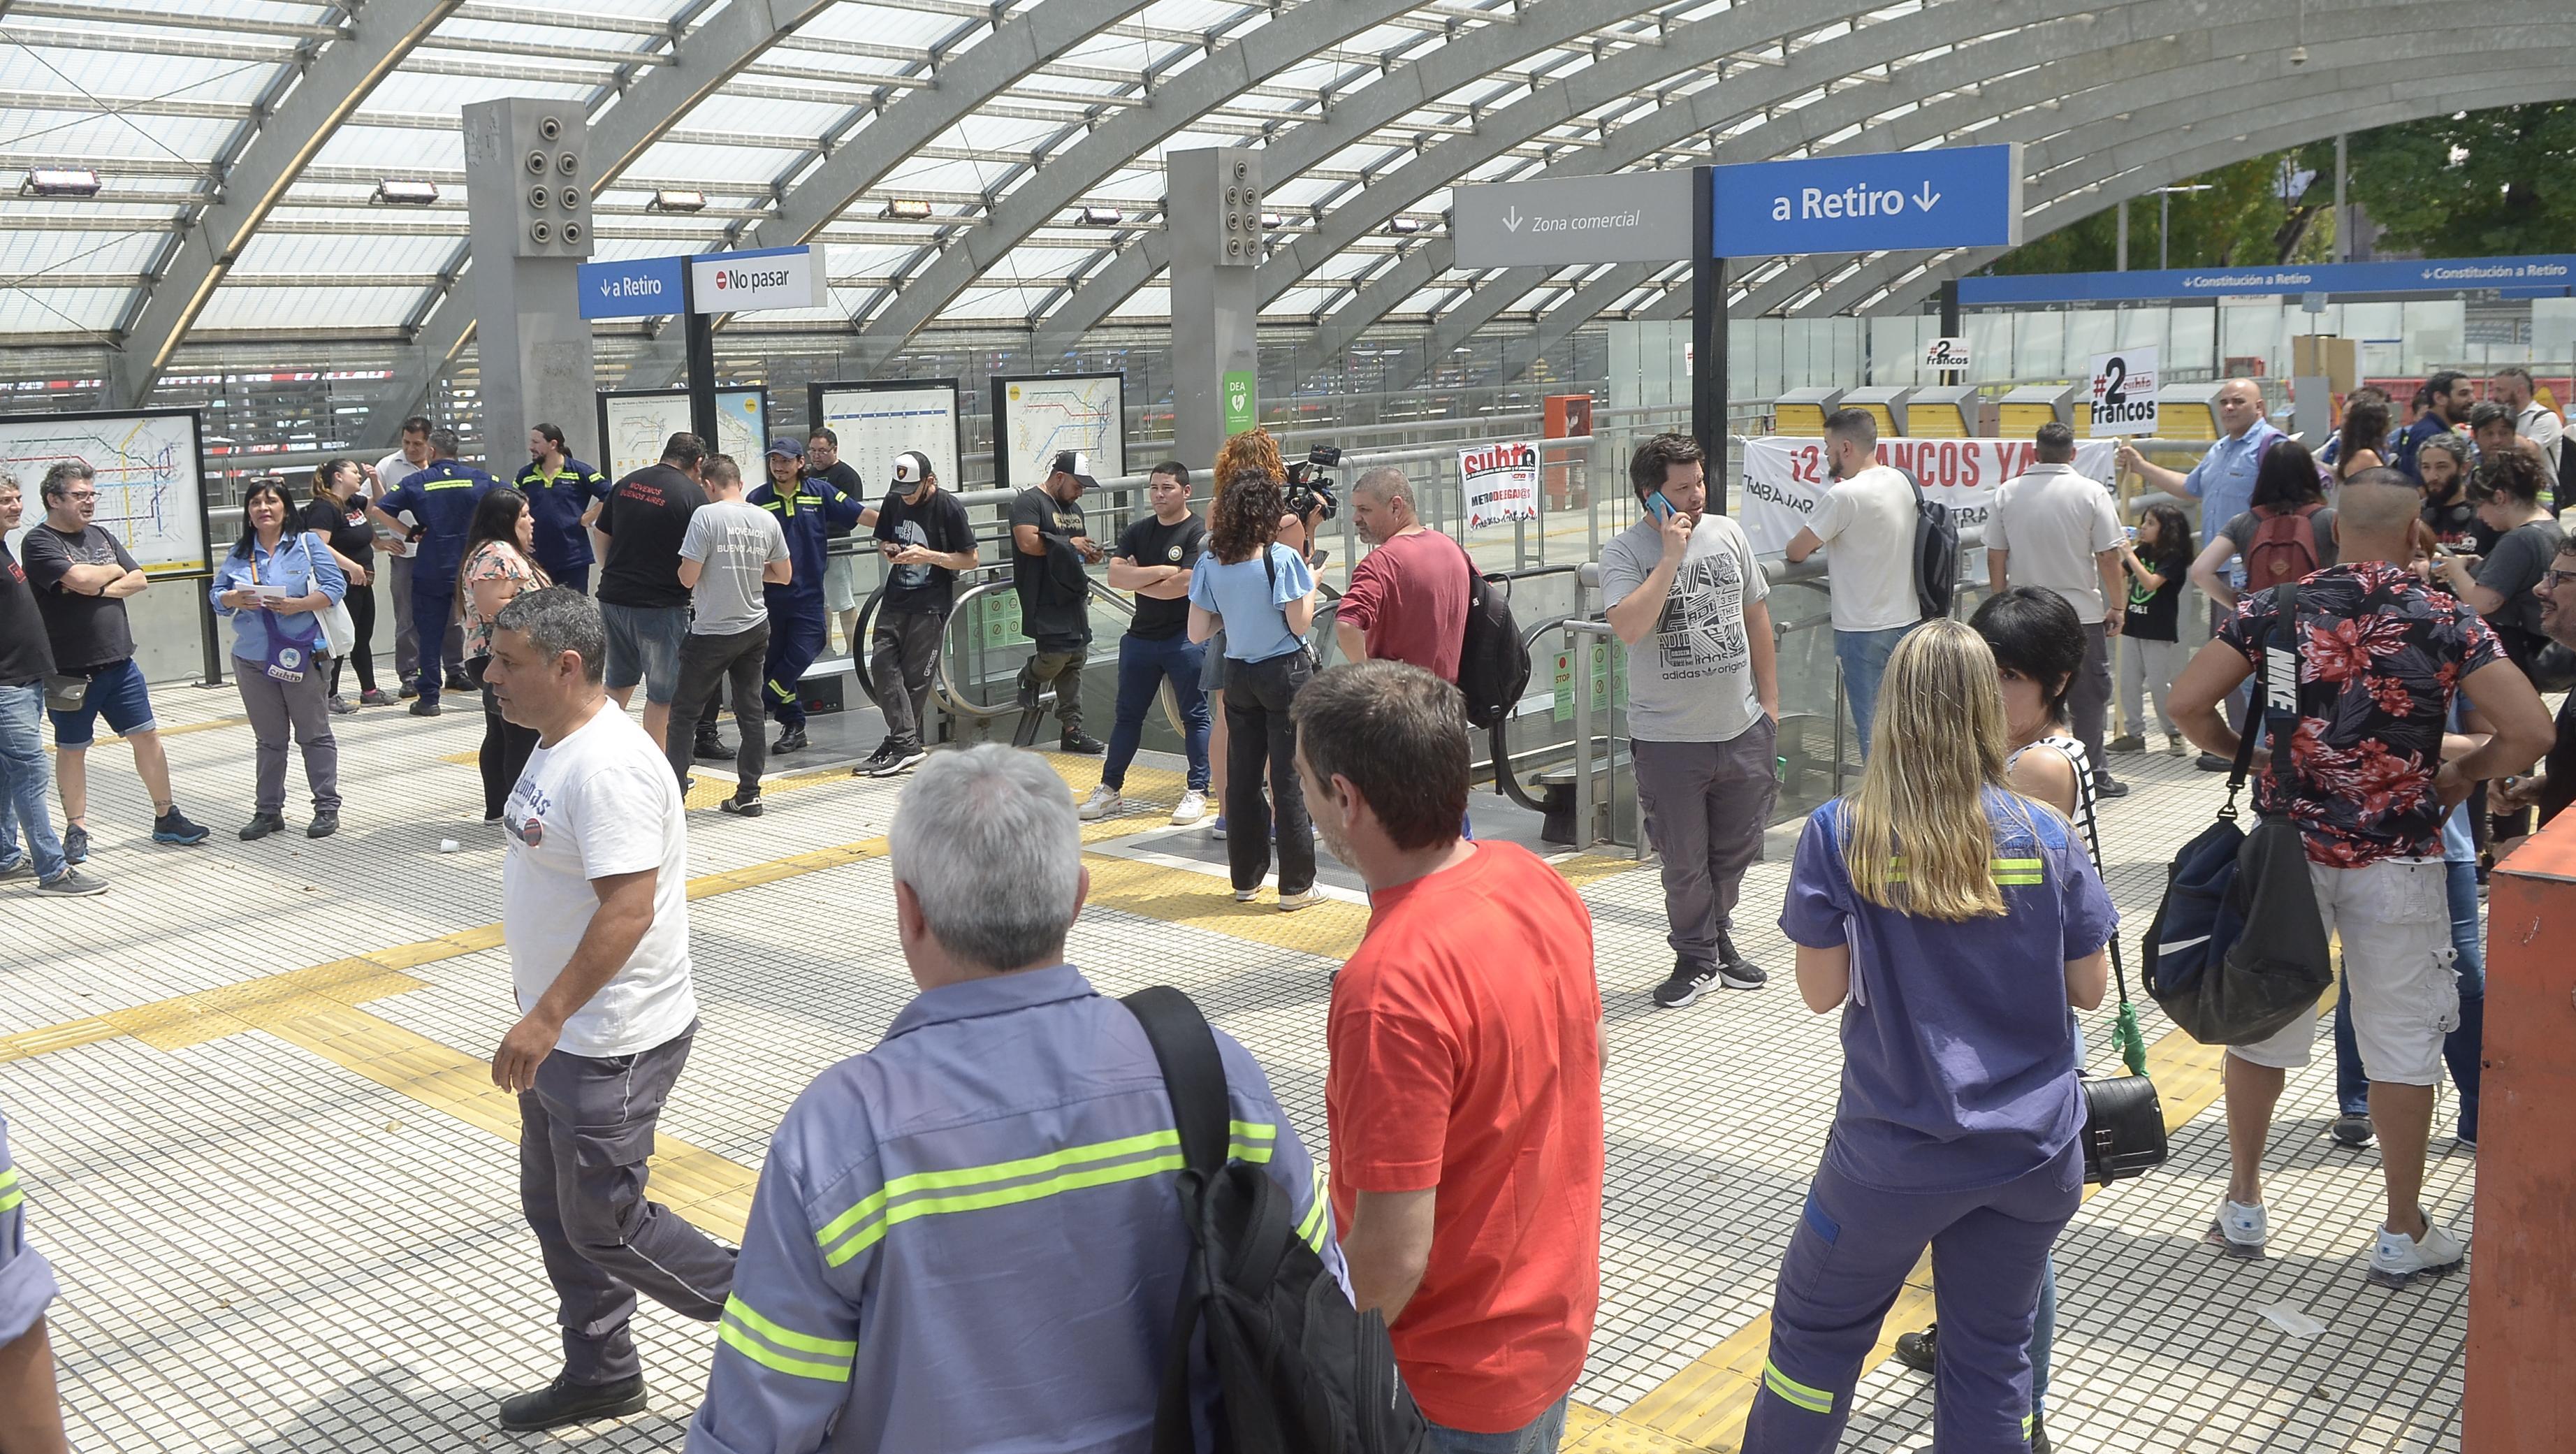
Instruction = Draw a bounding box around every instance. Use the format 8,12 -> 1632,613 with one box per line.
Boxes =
247,534 -> 307,590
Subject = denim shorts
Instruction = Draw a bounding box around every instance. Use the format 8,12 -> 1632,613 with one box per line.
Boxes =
601,602 -> 689,702
48,657 -> 157,748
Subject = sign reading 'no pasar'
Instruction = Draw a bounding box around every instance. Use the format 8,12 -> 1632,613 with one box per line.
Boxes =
1705,144 -> 2023,259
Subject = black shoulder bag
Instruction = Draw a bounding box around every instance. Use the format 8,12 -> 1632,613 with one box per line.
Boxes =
2070,800 -> 2167,1186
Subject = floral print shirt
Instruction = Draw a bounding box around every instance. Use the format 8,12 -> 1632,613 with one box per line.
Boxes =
2217,560 -> 2504,866
461,542 -> 545,662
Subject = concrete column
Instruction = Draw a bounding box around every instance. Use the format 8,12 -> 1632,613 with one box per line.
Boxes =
1167,148 -> 1262,470
460,99 -> 599,462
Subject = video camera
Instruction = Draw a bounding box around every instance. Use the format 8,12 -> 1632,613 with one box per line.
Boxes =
1283,444 -> 1340,521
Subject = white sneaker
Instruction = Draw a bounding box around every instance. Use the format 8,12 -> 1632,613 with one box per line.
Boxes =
1170,790 -> 1209,825
2369,1214 -> 2466,1288
2206,1198 -> 2268,1258
1234,887 -> 1260,903
1077,785 -> 1121,821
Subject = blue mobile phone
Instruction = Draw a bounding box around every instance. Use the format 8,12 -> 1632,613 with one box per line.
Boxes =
1648,491 -> 1678,521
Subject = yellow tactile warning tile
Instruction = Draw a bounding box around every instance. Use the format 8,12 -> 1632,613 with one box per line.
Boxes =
1565,1401 -> 1722,1453
0,958 -> 429,1062
1619,1005 -> 2244,1448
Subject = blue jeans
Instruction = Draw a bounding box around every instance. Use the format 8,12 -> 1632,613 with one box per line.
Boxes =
0,681 -> 66,881
2332,858 -> 2483,1137
1100,632 -> 1210,792
1834,625 -> 1914,758
1427,1396 -> 1569,1454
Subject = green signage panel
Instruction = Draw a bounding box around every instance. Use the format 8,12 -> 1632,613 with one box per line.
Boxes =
1222,370 -> 1257,435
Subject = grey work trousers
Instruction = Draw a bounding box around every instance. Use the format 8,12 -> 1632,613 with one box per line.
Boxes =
2069,620 -> 2114,786
870,606 -> 946,750
518,1023 -> 736,1385
231,656 -> 341,815
1632,717 -> 1778,971
667,621 -> 770,796
1017,640 -> 1089,735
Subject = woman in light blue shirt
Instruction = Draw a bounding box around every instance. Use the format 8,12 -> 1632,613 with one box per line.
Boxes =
210,477 -> 347,841
1188,466 -> 1320,910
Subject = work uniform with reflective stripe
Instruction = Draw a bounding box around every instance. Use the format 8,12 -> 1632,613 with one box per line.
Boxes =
687,964 -> 1344,1454
374,459 -> 497,705
0,1108 -> 59,1351
514,457 -> 612,590
745,474 -> 865,727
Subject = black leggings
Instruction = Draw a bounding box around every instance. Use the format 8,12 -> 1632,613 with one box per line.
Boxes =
330,579 -> 379,695
467,655 -> 540,820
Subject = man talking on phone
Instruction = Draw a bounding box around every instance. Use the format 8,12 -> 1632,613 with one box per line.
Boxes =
1599,433 -> 1780,1010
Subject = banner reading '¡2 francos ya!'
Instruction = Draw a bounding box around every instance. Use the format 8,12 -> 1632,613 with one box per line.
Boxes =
1733,436 -> 2120,555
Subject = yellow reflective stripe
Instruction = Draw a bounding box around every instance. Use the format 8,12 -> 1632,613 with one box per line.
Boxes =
825,1150 -> 1184,1266
1295,1165 -> 1330,1253
1763,1359 -> 1835,1414
0,1167 -> 20,1214
1881,857 -> 2044,884
420,478 -> 475,491
2023,1413 -> 2036,1439
724,1294 -> 856,1359
815,1121 -> 1283,1261
718,1320 -> 853,1382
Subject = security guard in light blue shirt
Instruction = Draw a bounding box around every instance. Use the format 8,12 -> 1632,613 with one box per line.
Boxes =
513,423 -> 612,592
366,428 -> 497,712
744,437 -> 865,753
687,961 -> 1341,1453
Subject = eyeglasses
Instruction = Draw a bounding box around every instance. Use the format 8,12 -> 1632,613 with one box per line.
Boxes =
2542,569 -> 2576,592
64,490 -> 96,502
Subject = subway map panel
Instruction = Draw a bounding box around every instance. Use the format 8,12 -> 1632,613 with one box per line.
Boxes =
995,373 -> 1125,490
0,410 -> 208,576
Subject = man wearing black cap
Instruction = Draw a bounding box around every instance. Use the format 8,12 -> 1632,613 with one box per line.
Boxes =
1010,450 -> 1107,754
861,451 -> 977,777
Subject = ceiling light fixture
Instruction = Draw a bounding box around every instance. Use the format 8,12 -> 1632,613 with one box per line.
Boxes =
650,189 -> 708,212
881,198 -> 933,219
373,178 -> 439,206
21,166 -> 100,198
1388,217 -> 1425,234
1077,206 -> 1124,226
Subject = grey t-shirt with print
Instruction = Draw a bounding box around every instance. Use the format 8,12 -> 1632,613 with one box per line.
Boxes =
1598,511 -> 1770,743
679,498 -> 789,637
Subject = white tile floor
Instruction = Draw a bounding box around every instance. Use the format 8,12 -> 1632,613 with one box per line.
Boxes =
0,689 -> 2472,1451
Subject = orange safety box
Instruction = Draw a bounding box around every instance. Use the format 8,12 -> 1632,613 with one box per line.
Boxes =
1542,393 -> 1592,509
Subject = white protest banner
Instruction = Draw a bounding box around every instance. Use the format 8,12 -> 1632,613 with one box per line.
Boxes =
1924,335 -> 1970,370
1459,440 -> 1542,527
2086,347 -> 2160,436
1733,435 -> 2121,555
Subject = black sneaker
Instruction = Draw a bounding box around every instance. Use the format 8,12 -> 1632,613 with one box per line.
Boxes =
306,810 -> 340,840
0,857 -> 30,884
1060,732 -> 1107,755
445,670 -> 472,692
1892,1323 -> 1937,1373
2032,1413 -> 2053,1454
496,1373 -> 648,1433
154,809 -> 210,846
35,867 -> 108,897
2197,752 -> 2234,773
408,699 -> 442,718
1652,959 -> 1720,1009
2095,776 -> 2130,800
693,732 -> 730,761
772,725 -> 808,754
867,744 -> 928,778
238,813 -> 286,842
1716,932 -> 1768,991
61,824 -> 89,865
398,678 -> 420,700
718,792 -> 764,817
2331,1112 -> 2375,1149
855,738 -> 901,776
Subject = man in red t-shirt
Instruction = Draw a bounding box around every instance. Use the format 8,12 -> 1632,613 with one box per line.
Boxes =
1333,467 -> 1471,681
1292,661 -> 1604,1451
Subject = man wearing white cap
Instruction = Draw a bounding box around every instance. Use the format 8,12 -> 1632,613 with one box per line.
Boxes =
859,451 -> 977,778
1010,450 -> 1107,755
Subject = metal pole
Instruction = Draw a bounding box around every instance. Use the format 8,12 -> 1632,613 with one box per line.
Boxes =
2117,197 -> 2129,271
1690,166 -> 1729,509
682,261 -> 720,445
2160,190 -> 2170,271
1569,623 -> 1594,847
2334,133 -> 2349,263
1938,280 -> 1963,387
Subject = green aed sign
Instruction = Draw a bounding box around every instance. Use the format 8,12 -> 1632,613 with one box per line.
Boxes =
1222,370 -> 1257,434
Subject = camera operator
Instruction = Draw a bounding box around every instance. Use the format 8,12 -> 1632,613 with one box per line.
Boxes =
1282,446 -> 1341,572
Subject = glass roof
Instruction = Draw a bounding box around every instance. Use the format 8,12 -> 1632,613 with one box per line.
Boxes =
0,0 -> 2120,376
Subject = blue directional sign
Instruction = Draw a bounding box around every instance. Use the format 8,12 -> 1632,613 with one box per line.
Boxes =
1958,254 -> 2576,305
578,253 -> 687,319
1706,143 -> 2023,259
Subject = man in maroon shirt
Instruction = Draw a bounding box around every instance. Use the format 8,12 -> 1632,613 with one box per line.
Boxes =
1334,466 -> 1471,681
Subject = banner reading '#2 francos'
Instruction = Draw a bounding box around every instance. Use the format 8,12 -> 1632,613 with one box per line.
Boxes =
1734,436 -> 2121,555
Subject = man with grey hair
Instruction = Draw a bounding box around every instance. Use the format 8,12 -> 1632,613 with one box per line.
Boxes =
2489,365 -> 2563,484
481,586 -> 735,1434
692,743 -> 1341,1452
1334,464 -> 1473,686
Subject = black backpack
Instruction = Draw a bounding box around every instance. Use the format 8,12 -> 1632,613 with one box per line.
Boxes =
1905,467 -> 1960,621
1455,547 -> 1531,729
1123,987 -> 1430,1454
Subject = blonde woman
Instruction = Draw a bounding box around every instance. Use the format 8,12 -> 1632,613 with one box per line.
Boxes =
1746,620 -> 2113,1454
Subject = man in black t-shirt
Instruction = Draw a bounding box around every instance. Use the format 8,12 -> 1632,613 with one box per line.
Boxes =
1075,462 -> 1211,824
1009,450 -> 1106,754
19,463 -> 210,860
0,474 -> 108,894
595,433 -> 709,750
860,451 -> 978,777
2496,537 -> 2576,834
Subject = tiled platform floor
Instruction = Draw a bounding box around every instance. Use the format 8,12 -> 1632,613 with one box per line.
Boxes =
0,685 -> 2473,1452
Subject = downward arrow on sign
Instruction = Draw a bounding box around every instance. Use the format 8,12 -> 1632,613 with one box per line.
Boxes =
1503,207 -> 1523,232
1914,184 -> 1942,210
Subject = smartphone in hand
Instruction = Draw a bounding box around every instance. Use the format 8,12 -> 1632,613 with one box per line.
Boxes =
1647,491 -> 1678,521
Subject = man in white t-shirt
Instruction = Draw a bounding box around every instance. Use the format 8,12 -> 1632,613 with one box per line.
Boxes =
481,586 -> 734,1436
1783,408 -> 1921,753
1988,421 -> 2129,799
667,454 -> 790,814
